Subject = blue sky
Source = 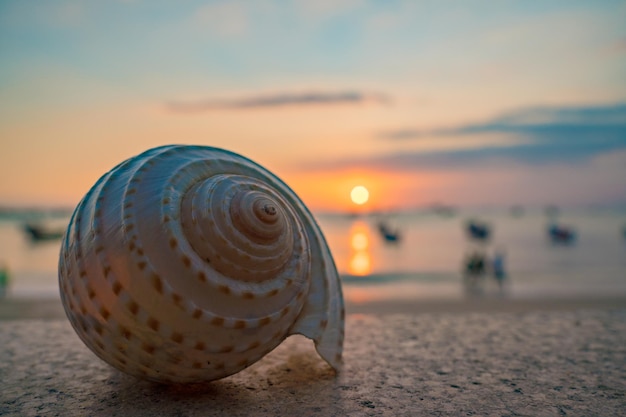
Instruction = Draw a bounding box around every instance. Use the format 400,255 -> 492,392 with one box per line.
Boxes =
0,0 -> 625,209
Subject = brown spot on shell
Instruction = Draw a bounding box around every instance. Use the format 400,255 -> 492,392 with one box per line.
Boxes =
218,285 -> 231,295
280,306 -> 290,317
151,274 -> 163,294
137,261 -> 147,271
234,320 -> 246,329
80,270 -> 87,278
169,237 -> 177,248
126,188 -> 137,195
242,292 -> 254,300
192,362 -> 202,369
320,319 -> 328,329
127,300 -> 139,315
142,343 -> 155,354
118,325 -> 131,340
103,265 -> 111,277
129,241 -> 136,251
95,246 -> 104,254
247,340 -> 261,350
99,307 -> 110,320
162,197 -> 170,205
194,341 -> 205,350
93,322 -> 104,336
171,332 -> 184,344
87,285 -> 96,300
163,215 -> 170,223
214,362 -> 225,370
112,281 -> 122,295
197,271 -> 207,282
192,308 -> 202,319
219,345 -> 234,353
182,255 -> 191,268
172,293 -> 183,308
259,317 -> 271,327
124,224 -> 135,232
236,358 -> 248,368
211,317 -> 225,327
265,289 -> 279,297
147,317 -> 160,332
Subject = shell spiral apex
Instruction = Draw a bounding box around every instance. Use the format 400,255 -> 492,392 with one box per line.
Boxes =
58,145 -> 344,383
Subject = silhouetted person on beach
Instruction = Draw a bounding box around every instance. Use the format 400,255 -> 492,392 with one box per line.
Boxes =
464,251 -> 486,282
492,249 -> 506,291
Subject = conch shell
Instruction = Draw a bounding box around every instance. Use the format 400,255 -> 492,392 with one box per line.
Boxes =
58,145 -> 344,383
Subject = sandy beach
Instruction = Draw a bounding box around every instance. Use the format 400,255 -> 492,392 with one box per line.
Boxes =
1,293 -> 625,416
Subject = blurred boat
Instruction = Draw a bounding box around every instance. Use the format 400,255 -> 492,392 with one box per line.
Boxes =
466,220 -> 491,241
377,220 -> 401,243
548,224 -> 576,244
22,223 -> 65,242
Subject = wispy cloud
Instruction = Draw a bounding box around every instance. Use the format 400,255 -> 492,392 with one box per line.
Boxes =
295,102 -> 626,173
167,91 -> 390,113
375,102 -> 626,165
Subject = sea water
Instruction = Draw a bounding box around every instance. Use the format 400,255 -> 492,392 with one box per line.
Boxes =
1,208 -> 625,302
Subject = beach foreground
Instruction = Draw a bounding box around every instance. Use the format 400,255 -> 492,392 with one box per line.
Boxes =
1,302 -> 625,416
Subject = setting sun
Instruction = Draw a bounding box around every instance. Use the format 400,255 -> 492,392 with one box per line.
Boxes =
350,185 -> 369,205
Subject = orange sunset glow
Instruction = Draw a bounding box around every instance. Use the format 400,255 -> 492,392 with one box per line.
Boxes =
0,2 -> 624,211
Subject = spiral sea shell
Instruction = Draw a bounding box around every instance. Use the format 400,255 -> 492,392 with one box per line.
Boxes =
58,145 -> 344,383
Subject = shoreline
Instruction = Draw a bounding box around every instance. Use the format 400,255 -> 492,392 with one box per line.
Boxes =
2,293 -> 626,320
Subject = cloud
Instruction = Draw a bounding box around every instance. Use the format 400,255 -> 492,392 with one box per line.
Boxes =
167,91 -> 390,112
376,102 -> 626,165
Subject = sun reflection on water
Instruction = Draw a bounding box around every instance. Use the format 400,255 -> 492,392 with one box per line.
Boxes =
348,221 -> 372,276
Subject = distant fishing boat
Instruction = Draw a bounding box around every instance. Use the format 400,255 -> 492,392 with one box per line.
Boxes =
22,223 -> 65,242
377,220 -> 401,243
466,220 -> 491,241
548,224 -> 576,244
